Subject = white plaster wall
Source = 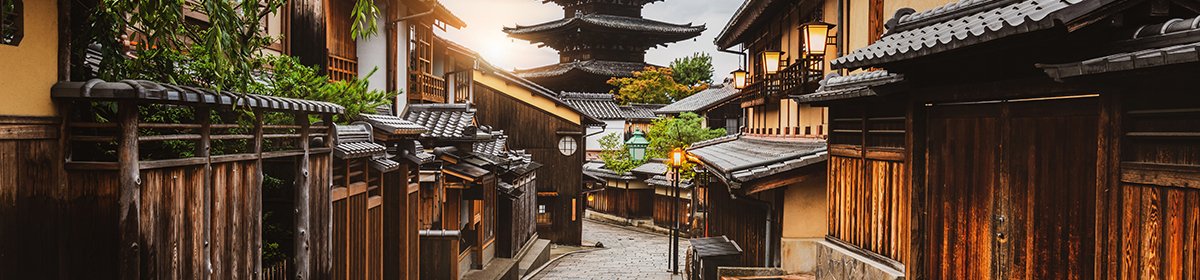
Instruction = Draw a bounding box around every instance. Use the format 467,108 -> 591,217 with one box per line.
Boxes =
357,0 -> 389,94
586,120 -> 627,152
394,2 -> 409,114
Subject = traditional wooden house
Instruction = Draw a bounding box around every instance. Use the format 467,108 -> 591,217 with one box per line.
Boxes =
655,82 -> 743,135
561,92 -> 628,159
504,0 -> 706,92
791,0 -> 1200,279
686,0 -> 835,274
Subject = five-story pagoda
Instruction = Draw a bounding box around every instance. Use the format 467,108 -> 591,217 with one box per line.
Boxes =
504,0 -> 705,93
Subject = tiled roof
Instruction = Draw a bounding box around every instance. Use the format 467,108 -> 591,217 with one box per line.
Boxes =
645,175 -> 693,188
1037,16 -> 1200,80
332,123 -> 386,159
691,236 -> 743,258
403,104 -> 485,140
473,133 -> 508,156
688,134 -> 827,183
792,71 -> 906,104
51,79 -> 345,114
361,113 -> 427,135
583,162 -> 637,180
504,14 -> 705,36
630,160 -> 669,175
561,92 -> 625,120
514,60 -> 652,79
369,158 -> 401,172
656,83 -> 739,114
544,0 -> 663,7
620,104 -> 664,120
402,140 -> 436,165
831,0 -> 1090,70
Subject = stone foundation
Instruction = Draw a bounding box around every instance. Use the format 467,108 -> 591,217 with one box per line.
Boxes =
814,240 -> 904,280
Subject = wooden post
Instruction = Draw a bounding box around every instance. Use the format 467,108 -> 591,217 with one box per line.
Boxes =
252,110 -> 264,278
322,114 -> 336,279
906,99 -> 927,280
198,108 -> 212,280
295,113 -> 311,280
117,101 -> 140,280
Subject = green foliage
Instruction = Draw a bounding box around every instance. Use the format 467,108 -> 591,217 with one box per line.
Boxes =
597,133 -> 641,174
263,56 -> 396,122
646,112 -> 725,159
607,67 -> 696,105
669,52 -> 714,87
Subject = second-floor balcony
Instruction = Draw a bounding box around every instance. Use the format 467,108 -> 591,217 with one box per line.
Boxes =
740,56 -> 824,108
408,71 -> 447,104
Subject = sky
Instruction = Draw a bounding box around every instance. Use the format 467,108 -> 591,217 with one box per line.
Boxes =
436,0 -> 746,83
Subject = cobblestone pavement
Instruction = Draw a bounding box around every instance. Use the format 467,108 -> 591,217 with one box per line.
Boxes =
530,220 -> 690,280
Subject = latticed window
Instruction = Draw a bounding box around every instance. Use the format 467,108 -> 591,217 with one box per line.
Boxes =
536,204 -> 551,225
409,21 -> 432,74
557,136 -> 577,156
1,0 -> 22,46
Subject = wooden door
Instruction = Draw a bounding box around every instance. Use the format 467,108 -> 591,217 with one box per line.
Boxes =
926,97 -> 1098,280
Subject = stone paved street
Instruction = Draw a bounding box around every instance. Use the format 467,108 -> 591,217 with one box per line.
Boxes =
530,220 -> 690,280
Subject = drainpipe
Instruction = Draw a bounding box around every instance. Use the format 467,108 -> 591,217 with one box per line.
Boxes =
731,192 -> 773,268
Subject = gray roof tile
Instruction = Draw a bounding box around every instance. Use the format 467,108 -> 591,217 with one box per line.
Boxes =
361,113 -> 427,135
620,103 -> 664,120
656,83 -> 739,114
514,60 -> 653,79
51,79 -> 345,114
630,160 -> 669,175
688,134 -> 827,183
403,104 -> 482,139
792,70 -> 905,104
583,161 -> 637,180
832,0 -> 1088,70
1037,16 -> 1200,79
504,14 -> 705,36
560,92 -> 625,120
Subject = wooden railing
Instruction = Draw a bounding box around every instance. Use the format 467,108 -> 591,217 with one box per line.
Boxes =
263,261 -> 288,280
328,55 -> 359,82
408,71 -> 446,103
740,56 -> 825,108
452,71 -> 472,103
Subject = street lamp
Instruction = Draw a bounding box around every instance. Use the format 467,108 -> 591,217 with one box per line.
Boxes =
669,148 -> 685,275
760,50 -> 784,74
625,128 -> 650,161
799,21 -> 836,56
731,69 -> 748,89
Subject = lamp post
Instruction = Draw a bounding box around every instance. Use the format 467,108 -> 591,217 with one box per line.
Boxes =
625,128 -> 650,161
669,149 -> 684,275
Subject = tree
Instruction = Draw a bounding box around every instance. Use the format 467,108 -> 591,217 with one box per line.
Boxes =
646,112 -> 726,159
669,52 -> 714,87
597,133 -> 640,175
607,67 -> 686,105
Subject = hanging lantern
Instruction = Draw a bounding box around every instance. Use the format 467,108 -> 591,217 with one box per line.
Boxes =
731,69 -> 748,89
760,50 -> 784,74
799,21 -> 836,56
671,149 -> 684,168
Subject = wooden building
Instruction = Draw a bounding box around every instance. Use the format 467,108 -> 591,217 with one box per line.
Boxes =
504,0 -> 706,92
687,0 -> 836,274
792,0 -> 1200,279
559,93 -> 664,160
584,161 -> 654,219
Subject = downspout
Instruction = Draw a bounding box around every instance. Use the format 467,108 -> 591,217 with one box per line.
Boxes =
388,2 -> 441,25
837,0 -> 845,75
731,192 -> 773,268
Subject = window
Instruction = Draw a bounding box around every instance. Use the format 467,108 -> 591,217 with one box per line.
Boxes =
557,136 -> 577,156
537,204 -> 551,225
1,0 -> 22,46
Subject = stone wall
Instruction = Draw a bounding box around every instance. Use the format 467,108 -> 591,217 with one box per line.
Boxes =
814,241 -> 904,280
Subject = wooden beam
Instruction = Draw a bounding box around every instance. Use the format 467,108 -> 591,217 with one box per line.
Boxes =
198,108 -> 212,280
252,110 -> 264,276
117,102 -> 140,280
0,124 -> 59,140
1121,162 -> 1200,190
740,164 -> 824,195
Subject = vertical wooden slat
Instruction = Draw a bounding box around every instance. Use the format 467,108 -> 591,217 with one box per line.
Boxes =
253,110 -> 264,279
1141,185 -> 1162,280
117,101 -> 141,280
294,113 -> 311,280
1166,189 -> 1184,280
1185,190 -> 1199,280
1123,184 -> 1143,280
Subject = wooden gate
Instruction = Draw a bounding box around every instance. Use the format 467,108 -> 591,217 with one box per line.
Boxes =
925,96 -> 1098,280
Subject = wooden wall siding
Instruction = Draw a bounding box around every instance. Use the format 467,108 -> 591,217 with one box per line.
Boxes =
498,179 -> 538,258
368,196 -> 382,280
303,154 -> 334,279
653,194 -> 690,229
706,183 -> 781,267
332,180 -> 381,280
408,185 -> 421,280
324,0 -> 356,59
826,156 -> 909,264
472,83 -> 585,244
289,0 -> 327,75
587,187 -> 652,218
1112,92 -> 1200,280
0,136 -> 74,279
925,112 -> 998,280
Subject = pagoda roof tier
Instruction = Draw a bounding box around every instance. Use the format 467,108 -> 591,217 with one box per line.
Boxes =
505,14 -> 704,48
514,60 -> 657,92
542,0 -> 663,7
